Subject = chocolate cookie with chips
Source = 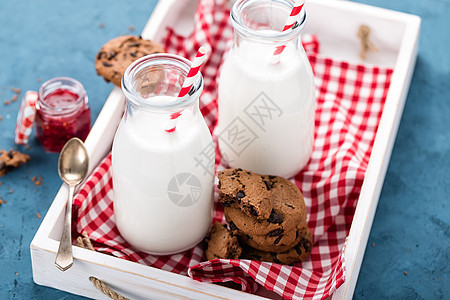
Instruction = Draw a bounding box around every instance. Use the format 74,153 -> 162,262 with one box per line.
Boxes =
239,225 -> 309,253
205,222 -> 242,260
0,150 -> 30,176
95,35 -> 164,87
241,226 -> 313,265
224,175 -> 307,236
218,168 -> 274,220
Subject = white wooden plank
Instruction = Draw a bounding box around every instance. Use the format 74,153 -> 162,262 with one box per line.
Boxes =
32,242 -> 267,299
332,9 -> 421,300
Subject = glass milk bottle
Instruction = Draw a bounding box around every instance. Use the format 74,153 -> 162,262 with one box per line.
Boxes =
112,54 -> 214,255
217,0 -> 316,178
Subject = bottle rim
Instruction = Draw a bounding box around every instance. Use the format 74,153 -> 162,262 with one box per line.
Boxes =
122,53 -> 203,112
231,0 -> 306,43
37,77 -> 87,114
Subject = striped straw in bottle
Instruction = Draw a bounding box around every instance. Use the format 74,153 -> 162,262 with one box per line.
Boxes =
165,46 -> 208,133
271,0 -> 305,64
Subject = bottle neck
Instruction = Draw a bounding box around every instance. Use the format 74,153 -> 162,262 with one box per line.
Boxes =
123,95 -> 201,137
122,53 -> 203,116
231,0 -> 306,44
125,95 -> 200,120
232,30 -> 302,57
230,0 -> 306,66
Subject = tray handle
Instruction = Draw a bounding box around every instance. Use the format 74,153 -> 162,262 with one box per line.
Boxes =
89,276 -> 129,300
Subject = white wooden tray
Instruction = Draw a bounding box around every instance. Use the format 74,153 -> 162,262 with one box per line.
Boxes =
31,0 -> 420,299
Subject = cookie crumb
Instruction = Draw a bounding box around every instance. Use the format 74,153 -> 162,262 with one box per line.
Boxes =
32,175 -> 43,185
11,95 -> 18,102
37,77 -> 42,83
0,199 -> 3,205
0,116 -> 3,121
0,225 -> 3,228
129,25 -> 135,31
36,212 -> 41,219
11,87 -> 21,94
4,100 -> 11,105
9,188 -> 13,194
372,243 -> 375,247
404,271 -> 407,275
15,272 -> 18,276
25,145 -> 30,150
99,22 -> 105,29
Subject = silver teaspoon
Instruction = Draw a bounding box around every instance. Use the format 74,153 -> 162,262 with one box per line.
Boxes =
55,138 -> 89,271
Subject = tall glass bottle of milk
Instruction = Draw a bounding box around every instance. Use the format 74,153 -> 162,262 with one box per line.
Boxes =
112,54 -> 214,255
217,0 -> 316,178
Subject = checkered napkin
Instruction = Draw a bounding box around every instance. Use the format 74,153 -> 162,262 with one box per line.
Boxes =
73,0 -> 393,299
15,91 -> 38,145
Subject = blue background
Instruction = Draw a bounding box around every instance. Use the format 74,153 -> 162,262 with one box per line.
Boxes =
0,0 -> 448,299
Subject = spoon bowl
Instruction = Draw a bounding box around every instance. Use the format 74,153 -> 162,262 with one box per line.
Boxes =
55,137 -> 89,271
58,139 -> 89,185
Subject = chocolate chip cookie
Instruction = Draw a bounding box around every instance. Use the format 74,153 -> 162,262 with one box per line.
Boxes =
224,175 -> 307,236
218,169 -> 273,220
241,227 -> 313,265
205,222 -> 242,260
95,35 -> 164,86
0,150 -> 30,177
239,225 -> 309,253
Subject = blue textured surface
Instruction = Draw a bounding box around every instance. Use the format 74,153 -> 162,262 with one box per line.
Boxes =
0,0 -> 448,299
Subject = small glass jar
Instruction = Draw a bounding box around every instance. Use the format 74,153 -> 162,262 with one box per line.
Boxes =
35,77 -> 91,152
217,0 -> 316,178
112,53 -> 214,255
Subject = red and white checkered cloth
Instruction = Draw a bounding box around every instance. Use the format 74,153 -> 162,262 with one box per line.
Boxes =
15,91 -> 38,145
73,1 -> 393,299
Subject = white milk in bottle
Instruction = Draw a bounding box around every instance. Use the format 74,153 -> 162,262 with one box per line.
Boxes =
216,0 -> 316,178
112,54 -> 214,255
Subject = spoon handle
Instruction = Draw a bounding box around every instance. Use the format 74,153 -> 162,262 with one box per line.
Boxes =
55,184 -> 75,271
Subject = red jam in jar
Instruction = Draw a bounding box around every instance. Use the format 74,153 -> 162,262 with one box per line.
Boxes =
35,77 -> 91,152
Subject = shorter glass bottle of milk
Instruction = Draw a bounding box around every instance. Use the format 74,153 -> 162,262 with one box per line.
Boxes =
217,0 -> 316,178
112,54 -> 214,255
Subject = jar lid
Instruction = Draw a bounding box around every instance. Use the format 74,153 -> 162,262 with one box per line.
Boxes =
15,91 -> 38,145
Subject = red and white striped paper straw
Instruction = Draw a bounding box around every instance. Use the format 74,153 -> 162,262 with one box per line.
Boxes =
165,46 -> 208,133
272,0 -> 305,63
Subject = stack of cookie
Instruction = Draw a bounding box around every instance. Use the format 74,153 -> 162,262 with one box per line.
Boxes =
214,168 -> 312,265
